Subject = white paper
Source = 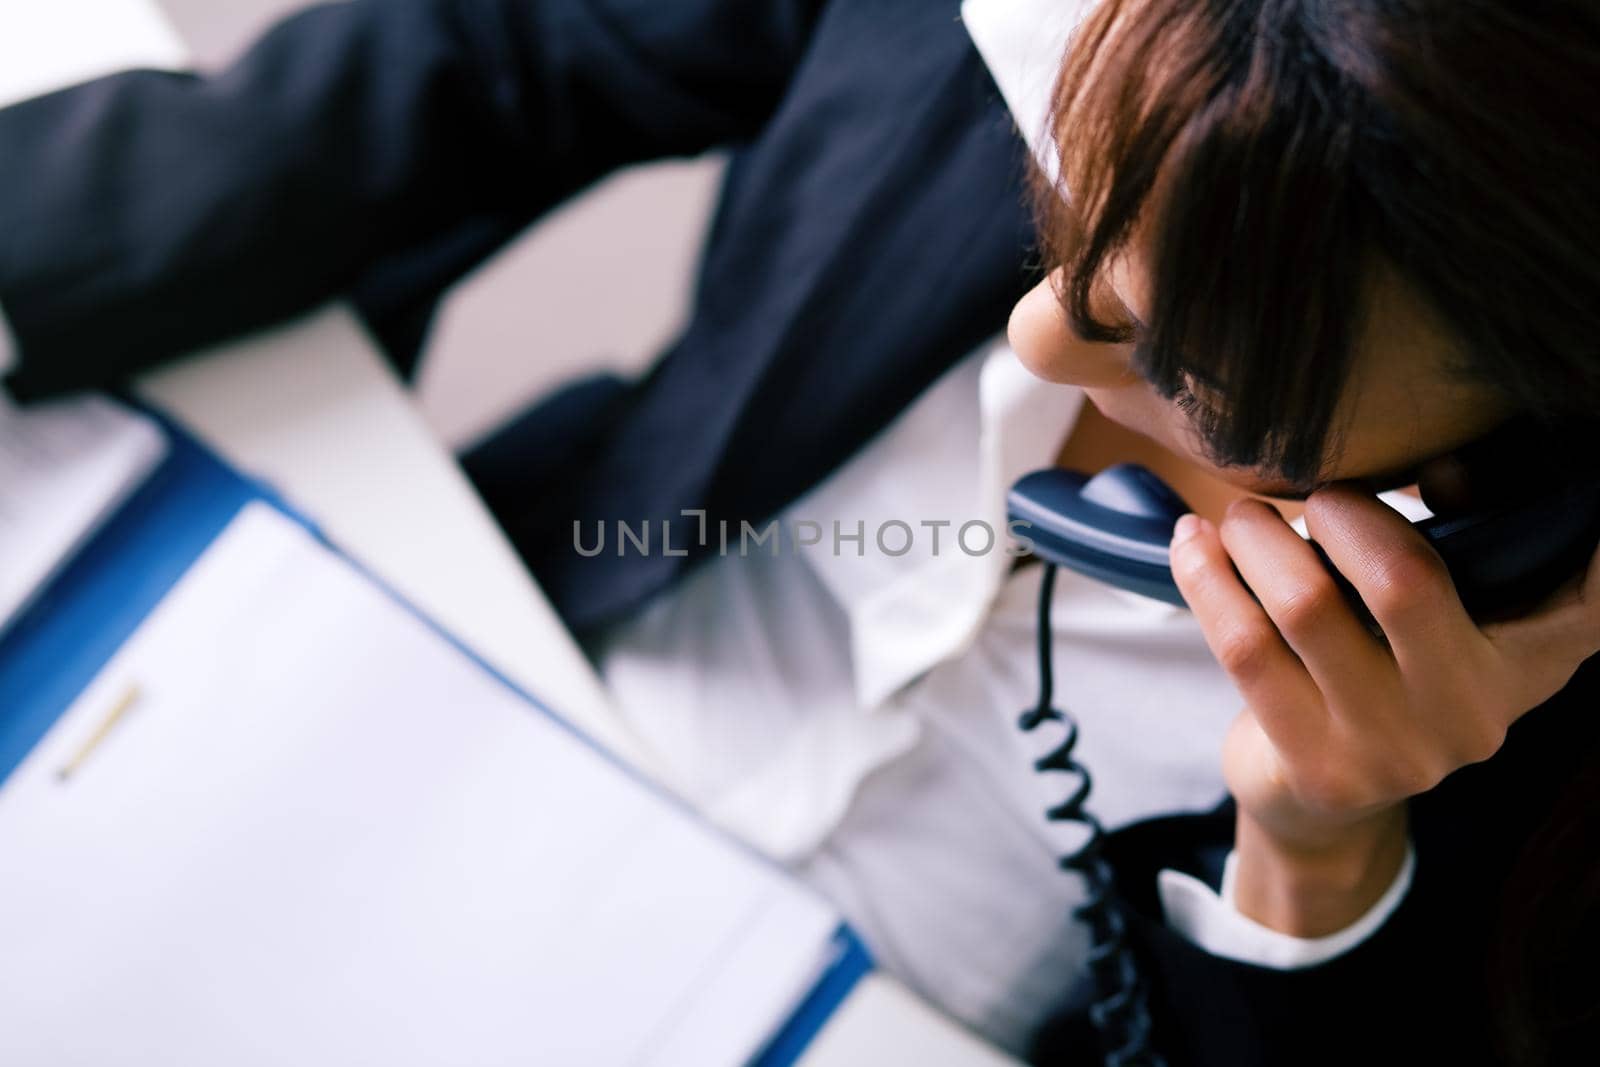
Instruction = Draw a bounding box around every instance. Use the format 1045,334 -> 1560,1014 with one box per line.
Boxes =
0,395 -> 168,635
0,0 -> 188,110
0,504 -> 840,1066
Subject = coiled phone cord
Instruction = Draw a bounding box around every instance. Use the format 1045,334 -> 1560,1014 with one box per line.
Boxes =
1018,563 -> 1167,1067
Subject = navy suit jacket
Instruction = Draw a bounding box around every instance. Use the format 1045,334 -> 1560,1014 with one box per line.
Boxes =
0,0 -> 1038,639
0,2 -> 1595,1063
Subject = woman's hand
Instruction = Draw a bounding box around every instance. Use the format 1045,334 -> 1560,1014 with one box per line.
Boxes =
1168,485 -> 1600,936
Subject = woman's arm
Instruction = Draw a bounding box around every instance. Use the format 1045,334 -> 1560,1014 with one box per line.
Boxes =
1035,798 -> 1493,1067
1033,696 -> 1590,1067
0,0 -> 822,399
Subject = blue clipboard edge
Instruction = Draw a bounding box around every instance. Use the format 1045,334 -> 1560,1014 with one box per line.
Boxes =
0,409 -> 256,779
750,926 -> 873,1067
0,403 -> 872,1066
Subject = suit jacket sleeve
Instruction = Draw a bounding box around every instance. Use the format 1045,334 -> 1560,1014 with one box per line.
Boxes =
1029,661 -> 1600,1067
1065,808 -> 1496,1067
0,0 -> 822,399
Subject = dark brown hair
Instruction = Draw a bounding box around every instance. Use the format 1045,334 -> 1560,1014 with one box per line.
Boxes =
1033,0 -> 1600,488
1031,2 -> 1600,1061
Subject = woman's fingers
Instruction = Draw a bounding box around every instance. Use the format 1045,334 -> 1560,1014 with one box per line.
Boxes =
1481,539 -> 1600,712
1215,498 -> 1393,705
1301,483 -> 1555,770
1169,513 -> 1329,761
1300,485 -> 1487,692
1176,478 -> 1600,826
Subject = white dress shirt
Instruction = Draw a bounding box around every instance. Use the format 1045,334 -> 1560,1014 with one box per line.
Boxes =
595,338 -> 1425,1052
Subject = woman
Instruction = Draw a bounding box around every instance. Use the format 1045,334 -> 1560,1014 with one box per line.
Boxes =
1018,2 -> 1600,1062
0,0 -> 1593,1062
599,1 -> 1600,1063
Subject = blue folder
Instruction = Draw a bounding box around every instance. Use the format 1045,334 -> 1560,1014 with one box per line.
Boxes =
0,408 -> 870,1066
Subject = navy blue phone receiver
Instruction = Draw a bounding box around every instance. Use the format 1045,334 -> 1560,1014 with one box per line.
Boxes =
1009,465 -> 1193,606
1008,463 -> 1600,621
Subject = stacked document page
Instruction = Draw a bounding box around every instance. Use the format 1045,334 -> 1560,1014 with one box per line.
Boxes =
0,453 -> 847,1065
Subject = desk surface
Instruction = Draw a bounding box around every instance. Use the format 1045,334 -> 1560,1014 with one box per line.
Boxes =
135,309 -> 648,764
0,5 -> 1022,1064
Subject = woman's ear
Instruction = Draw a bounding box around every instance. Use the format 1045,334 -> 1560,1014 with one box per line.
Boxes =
1416,415 -> 1579,516
1415,451 -> 1474,514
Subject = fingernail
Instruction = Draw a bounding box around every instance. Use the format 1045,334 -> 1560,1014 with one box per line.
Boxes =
1173,513 -> 1201,545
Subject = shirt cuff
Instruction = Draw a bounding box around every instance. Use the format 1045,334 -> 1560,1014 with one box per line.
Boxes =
1156,842 -> 1416,969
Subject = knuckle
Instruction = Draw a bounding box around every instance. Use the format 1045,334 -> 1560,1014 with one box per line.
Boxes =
1274,578 -> 1344,641
1453,717 -> 1509,766
1582,623 -> 1600,661
1365,548 -> 1450,620
1569,605 -> 1600,661
1381,755 -> 1443,797
1215,624 -> 1276,678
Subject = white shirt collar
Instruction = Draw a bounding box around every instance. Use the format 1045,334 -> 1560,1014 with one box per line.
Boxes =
790,340 -> 1174,711
960,0 -> 1098,189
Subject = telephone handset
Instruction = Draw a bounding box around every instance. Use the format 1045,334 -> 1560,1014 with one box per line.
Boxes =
1006,418 -> 1600,1066
1009,422 -> 1600,623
